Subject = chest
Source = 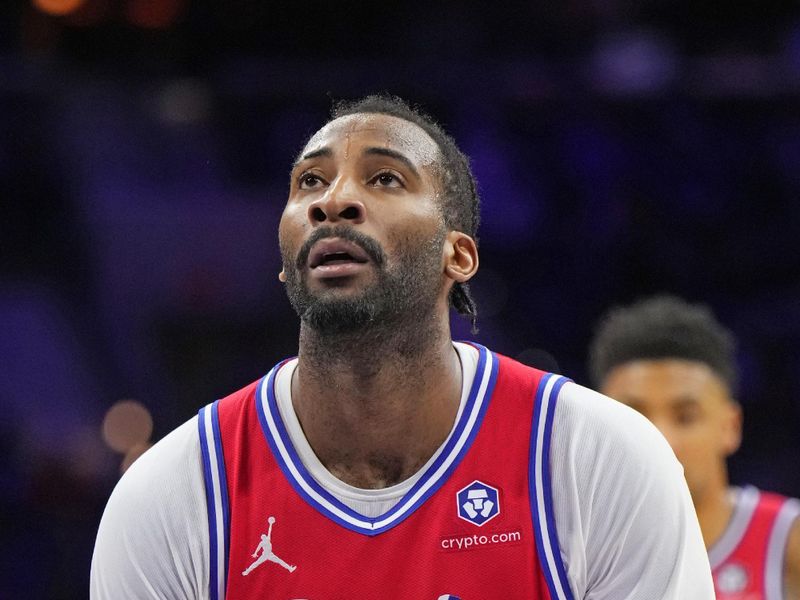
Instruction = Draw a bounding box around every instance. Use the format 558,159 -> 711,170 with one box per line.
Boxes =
225,467 -> 545,599
206,351 -> 565,599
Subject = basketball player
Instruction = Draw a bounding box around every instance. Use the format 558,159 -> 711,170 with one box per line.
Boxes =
91,96 -> 714,598
589,295 -> 800,599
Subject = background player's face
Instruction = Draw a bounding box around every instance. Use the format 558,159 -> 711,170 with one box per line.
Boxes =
602,359 -> 742,503
279,113 -> 449,332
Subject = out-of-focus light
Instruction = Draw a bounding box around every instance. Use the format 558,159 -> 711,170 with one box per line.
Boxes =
32,0 -> 86,16
125,0 -> 184,29
102,399 -> 153,453
121,442 -> 153,474
589,31 -> 677,97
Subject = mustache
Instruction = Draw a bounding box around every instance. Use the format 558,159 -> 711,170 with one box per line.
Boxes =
295,226 -> 386,270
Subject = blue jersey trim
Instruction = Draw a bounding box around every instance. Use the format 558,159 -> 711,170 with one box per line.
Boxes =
255,344 -> 499,536
198,405 -> 220,600
541,376 -> 572,598
530,373 -> 574,600
530,374 -> 553,599
198,401 -> 230,600
210,401 -> 230,592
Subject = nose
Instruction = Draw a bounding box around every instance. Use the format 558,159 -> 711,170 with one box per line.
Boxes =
307,177 -> 365,225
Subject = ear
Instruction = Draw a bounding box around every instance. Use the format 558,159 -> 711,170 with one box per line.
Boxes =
721,399 -> 743,457
443,231 -> 479,284
278,270 -> 287,282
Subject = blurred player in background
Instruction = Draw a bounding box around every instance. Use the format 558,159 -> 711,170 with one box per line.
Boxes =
91,97 -> 714,599
590,295 -> 800,599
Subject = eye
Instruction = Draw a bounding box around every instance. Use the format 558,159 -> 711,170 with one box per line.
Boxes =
298,172 -> 326,189
675,407 -> 702,426
370,171 -> 403,188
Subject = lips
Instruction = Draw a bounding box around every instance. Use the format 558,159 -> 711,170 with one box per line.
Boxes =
307,238 -> 371,269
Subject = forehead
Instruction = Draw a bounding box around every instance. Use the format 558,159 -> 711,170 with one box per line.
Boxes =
604,359 -> 729,402
300,113 -> 440,168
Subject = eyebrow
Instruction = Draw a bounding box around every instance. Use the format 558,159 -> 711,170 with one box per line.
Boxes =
293,146 -> 421,180
293,147 -> 332,168
363,147 -> 421,180
671,397 -> 702,408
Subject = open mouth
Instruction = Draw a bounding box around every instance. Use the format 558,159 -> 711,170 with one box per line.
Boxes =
308,238 -> 371,269
318,252 -> 363,266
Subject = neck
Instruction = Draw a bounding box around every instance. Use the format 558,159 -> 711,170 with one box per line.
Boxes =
692,467 -> 734,549
292,309 -> 462,489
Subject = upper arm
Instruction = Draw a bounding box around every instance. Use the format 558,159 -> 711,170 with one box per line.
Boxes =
550,382 -> 714,600
785,515 -> 800,600
90,417 -> 208,600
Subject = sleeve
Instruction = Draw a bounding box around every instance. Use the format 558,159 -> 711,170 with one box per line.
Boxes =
549,382 -> 715,600
90,416 -> 209,600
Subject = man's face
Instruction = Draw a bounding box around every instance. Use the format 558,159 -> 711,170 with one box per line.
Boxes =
279,113 -> 448,333
602,359 -> 741,503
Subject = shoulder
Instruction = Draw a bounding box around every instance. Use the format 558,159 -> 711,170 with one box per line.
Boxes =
111,415 -> 204,509
493,352 -> 676,463
554,380 -> 677,469
549,380 -> 686,514
547,382 -> 713,598
91,415 -> 207,599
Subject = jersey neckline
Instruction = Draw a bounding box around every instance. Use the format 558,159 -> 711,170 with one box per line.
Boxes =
254,342 -> 499,536
271,342 -> 478,507
708,485 -> 760,569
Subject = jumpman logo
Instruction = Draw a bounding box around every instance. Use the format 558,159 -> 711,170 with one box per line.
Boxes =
242,516 -> 297,576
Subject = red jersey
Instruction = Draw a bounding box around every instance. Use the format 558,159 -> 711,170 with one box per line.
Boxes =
197,344 -> 574,599
710,486 -> 800,600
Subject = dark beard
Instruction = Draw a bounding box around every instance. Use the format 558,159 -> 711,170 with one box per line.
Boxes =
281,224 -> 445,337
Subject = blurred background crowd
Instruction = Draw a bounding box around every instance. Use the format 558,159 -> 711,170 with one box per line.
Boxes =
2,0 -> 800,597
